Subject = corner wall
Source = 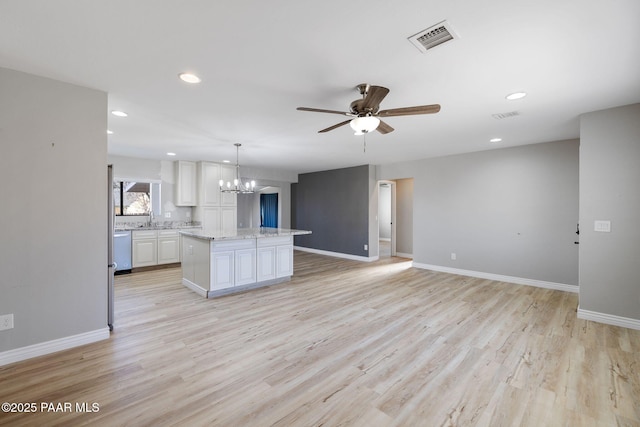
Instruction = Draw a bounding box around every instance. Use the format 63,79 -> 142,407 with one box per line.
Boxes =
0,68 -> 109,361
579,103 -> 640,326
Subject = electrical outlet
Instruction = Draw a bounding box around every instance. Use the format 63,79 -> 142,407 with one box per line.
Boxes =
364,244 -> 368,251
451,253 -> 457,260
0,314 -> 14,331
164,211 -> 171,218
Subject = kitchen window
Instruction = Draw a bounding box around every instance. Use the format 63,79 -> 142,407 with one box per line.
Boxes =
113,181 -> 161,216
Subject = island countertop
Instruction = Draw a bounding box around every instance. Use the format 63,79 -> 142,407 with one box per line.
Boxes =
179,227 -> 312,241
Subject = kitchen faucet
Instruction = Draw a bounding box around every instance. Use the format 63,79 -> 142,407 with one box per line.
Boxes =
148,210 -> 154,227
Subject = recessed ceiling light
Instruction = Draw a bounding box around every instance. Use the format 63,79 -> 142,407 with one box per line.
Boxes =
111,110 -> 128,117
222,160 -> 230,163
179,73 -> 201,84
106,130 -> 113,135
167,152 -> 176,156
490,138 -> 502,143
506,92 -> 527,100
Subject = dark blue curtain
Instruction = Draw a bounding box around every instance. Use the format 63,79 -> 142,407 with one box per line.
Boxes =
260,193 -> 278,228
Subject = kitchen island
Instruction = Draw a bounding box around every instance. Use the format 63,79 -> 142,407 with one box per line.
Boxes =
180,228 -> 311,298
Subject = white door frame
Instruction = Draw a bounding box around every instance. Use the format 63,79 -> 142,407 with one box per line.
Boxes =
377,180 -> 397,257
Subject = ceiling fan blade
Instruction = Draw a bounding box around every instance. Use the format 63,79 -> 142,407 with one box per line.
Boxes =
376,120 -> 394,134
297,107 -> 350,116
360,85 -> 390,112
318,120 -> 351,133
378,104 -> 441,117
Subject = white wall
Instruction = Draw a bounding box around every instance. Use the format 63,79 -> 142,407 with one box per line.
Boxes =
378,184 -> 391,240
108,155 -> 193,224
0,68 -> 108,357
395,178 -> 414,256
579,103 -> 640,324
378,139 -> 579,286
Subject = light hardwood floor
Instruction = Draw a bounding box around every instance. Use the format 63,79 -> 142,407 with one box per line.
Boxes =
1,252 -> 639,426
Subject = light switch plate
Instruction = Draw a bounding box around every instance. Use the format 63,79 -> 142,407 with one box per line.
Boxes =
594,220 -> 611,232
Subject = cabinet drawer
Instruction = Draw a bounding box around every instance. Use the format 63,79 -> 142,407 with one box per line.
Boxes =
158,229 -> 179,237
211,239 -> 255,252
132,230 -> 157,239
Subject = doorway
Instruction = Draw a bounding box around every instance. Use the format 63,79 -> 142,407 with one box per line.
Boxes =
378,181 -> 396,258
260,193 -> 278,228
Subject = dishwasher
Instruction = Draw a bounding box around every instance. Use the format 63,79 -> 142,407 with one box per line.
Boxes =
113,230 -> 132,274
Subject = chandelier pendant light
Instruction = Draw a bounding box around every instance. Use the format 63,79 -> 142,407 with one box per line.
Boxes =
219,143 -> 256,194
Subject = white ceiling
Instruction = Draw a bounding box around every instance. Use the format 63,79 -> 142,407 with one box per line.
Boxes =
1,0 -> 639,174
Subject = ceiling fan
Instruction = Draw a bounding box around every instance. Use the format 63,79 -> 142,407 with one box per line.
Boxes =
297,83 -> 440,135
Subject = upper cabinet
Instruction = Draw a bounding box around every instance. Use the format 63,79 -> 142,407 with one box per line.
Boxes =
197,161 -> 221,206
176,160 -> 237,209
175,160 -> 197,206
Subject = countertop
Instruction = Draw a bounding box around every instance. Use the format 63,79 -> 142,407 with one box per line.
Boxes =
180,227 -> 312,241
115,224 -> 202,232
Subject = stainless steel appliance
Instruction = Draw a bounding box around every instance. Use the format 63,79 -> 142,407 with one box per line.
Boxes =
113,231 -> 132,274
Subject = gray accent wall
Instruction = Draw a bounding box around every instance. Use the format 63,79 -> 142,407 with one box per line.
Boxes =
0,68 -> 108,352
378,139 -> 580,285
579,103 -> 640,321
293,165 -> 370,257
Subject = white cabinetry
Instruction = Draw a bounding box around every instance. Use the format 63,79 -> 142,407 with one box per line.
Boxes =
176,161 -> 197,206
192,161 -> 237,234
197,161 -> 220,206
157,230 -> 181,264
133,229 -> 183,268
221,206 -> 237,233
194,206 -> 237,235
181,234 -> 297,298
210,239 -> 255,289
257,246 -> 276,282
132,230 -> 158,267
211,251 -> 235,290
257,236 -> 293,281
276,244 -> 294,278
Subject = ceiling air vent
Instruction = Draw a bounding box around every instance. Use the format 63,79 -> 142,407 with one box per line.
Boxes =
408,20 -> 458,53
492,111 -> 521,120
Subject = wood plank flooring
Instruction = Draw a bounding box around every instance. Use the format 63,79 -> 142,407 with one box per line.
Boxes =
1,252 -> 639,426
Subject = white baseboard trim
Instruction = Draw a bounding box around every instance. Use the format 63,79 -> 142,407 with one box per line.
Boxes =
396,252 -> 413,259
0,327 -> 110,367
182,278 -> 208,297
294,246 -> 378,262
577,307 -> 640,330
412,262 -> 578,294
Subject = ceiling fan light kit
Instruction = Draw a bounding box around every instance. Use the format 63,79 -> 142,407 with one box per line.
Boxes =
219,143 -> 256,194
297,83 -> 440,135
350,116 -> 380,134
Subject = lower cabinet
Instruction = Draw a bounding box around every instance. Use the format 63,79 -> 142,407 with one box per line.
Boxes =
181,234 -> 294,297
158,230 -> 181,264
257,236 -> 294,281
132,229 -> 182,268
276,244 -> 294,278
132,230 -> 158,267
211,239 -> 256,289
